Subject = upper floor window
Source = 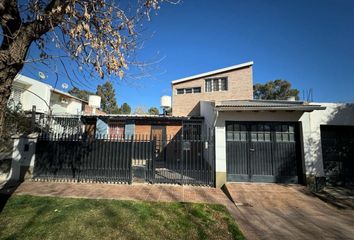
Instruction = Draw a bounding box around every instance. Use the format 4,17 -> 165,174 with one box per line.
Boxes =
176,87 -> 201,95
205,77 -> 228,92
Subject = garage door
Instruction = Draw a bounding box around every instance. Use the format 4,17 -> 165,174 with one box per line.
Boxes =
226,122 -> 300,183
321,125 -> 354,185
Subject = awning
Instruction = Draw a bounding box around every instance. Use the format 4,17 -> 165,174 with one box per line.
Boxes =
215,100 -> 325,112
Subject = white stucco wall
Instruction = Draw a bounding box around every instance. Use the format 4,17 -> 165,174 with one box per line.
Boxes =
14,75 -> 51,113
300,103 -> 354,177
50,92 -> 83,115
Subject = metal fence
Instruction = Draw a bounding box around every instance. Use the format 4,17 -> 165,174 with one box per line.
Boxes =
34,134 -> 133,183
33,133 -> 215,186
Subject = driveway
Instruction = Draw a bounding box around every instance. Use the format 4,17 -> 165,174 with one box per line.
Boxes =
225,183 -> 354,240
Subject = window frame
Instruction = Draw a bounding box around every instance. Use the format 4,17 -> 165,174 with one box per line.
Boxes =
205,77 -> 228,92
176,87 -> 201,95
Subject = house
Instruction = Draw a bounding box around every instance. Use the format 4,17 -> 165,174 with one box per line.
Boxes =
171,61 -> 354,188
10,74 -> 88,115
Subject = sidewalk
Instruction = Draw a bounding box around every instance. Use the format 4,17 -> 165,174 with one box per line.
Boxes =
13,181 -> 231,204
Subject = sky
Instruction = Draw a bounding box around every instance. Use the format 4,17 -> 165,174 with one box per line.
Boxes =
21,0 -> 354,111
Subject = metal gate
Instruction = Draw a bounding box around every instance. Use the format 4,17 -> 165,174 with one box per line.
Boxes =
321,125 -> 354,185
226,122 -> 299,183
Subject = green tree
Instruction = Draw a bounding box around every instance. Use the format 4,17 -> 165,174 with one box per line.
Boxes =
96,81 -> 120,114
253,80 -> 300,100
120,103 -> 131,114
68,87 -> 94,101
148,107 -> 159,115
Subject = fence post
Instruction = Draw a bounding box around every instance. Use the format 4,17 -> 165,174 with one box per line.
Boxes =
7,133 -> 38,184
129,135 -> 134,184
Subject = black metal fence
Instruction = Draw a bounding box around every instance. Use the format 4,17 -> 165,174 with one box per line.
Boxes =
34,134 -> 133,183
34,133 -> 215,187
146,135 -> 214,186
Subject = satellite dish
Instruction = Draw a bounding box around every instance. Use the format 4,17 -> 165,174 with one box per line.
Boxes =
38,72 -> 46,80
61,83 -> 68,89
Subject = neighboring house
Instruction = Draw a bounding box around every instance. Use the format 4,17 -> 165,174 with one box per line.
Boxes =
171,61 -> 354,188
10,74 -> 88,115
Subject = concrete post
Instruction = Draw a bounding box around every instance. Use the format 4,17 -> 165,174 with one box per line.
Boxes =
8,133 -> 38,182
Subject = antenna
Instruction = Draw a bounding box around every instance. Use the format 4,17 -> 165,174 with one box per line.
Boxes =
61,83 -> 68,89
38,72 -> 46,80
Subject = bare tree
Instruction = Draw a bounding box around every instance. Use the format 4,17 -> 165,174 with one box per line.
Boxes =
0,0 -> 176,135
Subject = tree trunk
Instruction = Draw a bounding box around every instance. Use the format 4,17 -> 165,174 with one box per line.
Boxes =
0,36 -> 32,138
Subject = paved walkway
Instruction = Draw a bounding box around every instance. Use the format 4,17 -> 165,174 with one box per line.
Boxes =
5,181 -> 354,240
12,181 -> 230,204
225,183 -> 354,240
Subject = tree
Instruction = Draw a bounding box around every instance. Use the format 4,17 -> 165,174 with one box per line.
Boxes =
0,0 -> 171,136
148,107 -> 159,115
120,102 -> 131,114
96,81 -> 119,114
68,87 -> 94,101
253,80 -> 300,100
134,106 -> 146,115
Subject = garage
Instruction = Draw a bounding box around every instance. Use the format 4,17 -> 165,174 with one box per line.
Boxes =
321,125 -> 354,185
226,121 -> 301,183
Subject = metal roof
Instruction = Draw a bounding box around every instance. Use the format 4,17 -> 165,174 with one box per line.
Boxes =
215,100 -> 325,112
171,61 -> 253,84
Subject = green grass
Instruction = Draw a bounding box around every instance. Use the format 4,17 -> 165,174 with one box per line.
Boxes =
0,195 -> 245,240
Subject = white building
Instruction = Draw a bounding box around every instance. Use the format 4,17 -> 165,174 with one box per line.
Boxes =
10,74 -> 87,115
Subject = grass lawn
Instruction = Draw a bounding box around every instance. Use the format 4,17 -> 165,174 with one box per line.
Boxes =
0,195 -> 245,240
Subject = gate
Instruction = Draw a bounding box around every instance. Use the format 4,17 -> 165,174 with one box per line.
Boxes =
226,122 -> 299,183
146,135 -> 214,186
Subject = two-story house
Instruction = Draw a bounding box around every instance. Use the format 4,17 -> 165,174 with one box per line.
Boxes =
171,61 -> 354,188
10,74 -> 88,115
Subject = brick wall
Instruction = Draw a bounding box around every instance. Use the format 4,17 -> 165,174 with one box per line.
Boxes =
172,66 -> 253,116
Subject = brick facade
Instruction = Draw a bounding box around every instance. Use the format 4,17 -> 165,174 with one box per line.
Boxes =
172,65 -> 253,116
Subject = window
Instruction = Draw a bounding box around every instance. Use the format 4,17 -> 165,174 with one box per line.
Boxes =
176,87 -> 201,95
275,124 -> 295,142
226,123 -> 247,142
177,89 -> 184,95
185,88 -> 192,94
9,87 -> 23,106
205,77 -> 228,92
109,123 -> 125,138
251,124 -> 271,142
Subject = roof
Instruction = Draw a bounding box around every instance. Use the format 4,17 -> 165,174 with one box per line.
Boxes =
214,100 -> 326,112
51,88 -> 88,103
171,61 -> 253,84
82,114 -> 204,121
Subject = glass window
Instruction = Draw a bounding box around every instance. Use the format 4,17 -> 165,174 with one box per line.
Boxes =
276,124 -> 295,142
220,78 -> 228,90
185,88 -> 192,94
177,89 -> 184,95
193,87 -> 201,93
205,79 -> 212,92
205,77 -> 228,92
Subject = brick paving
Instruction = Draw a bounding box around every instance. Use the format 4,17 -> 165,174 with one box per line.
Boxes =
5,181 -> 354,240
225,183 -> 354,240
13,181 -> 230,204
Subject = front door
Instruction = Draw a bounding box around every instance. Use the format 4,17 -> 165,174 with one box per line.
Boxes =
226,122 -> 299,183
151,125 -> 167,162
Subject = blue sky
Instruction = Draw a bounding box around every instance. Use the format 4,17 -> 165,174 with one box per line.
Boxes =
21,0 -> 354,110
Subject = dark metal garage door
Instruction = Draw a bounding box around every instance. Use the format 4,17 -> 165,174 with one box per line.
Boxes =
226,122 -> 300,183
321,125 -> 354,185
